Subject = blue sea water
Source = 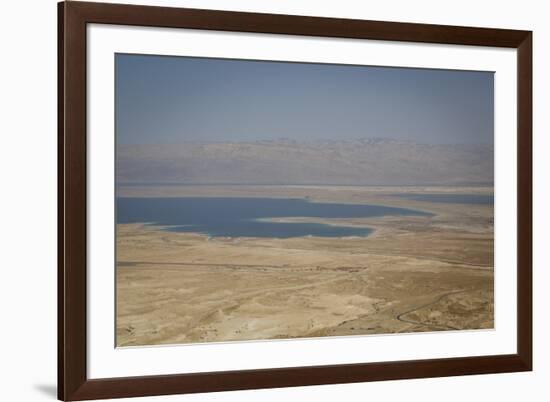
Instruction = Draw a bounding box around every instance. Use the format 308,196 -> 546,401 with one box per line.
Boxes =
117,197 -> 431,238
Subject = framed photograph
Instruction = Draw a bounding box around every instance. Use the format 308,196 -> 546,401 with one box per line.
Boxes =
58,1 -> 532,400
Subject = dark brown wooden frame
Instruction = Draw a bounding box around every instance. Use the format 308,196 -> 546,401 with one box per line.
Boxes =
58,1 -> 532,400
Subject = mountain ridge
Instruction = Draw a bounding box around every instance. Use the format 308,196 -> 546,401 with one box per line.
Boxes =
117,138 -> 493,186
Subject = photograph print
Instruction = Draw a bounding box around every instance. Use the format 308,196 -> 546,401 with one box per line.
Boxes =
115,54 -> 494,347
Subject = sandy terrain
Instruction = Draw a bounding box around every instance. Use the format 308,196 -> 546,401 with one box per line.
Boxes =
116,185 -> 493,346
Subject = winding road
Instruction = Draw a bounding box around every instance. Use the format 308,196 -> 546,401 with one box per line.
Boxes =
395,289 -> 468,331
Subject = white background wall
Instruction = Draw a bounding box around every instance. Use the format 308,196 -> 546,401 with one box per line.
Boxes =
0,0 -> 547,401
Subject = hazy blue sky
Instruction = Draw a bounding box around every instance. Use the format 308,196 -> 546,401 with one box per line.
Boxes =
116,54 -> 494,145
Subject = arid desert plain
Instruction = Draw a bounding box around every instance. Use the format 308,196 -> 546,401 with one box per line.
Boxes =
116,185 -> 493,347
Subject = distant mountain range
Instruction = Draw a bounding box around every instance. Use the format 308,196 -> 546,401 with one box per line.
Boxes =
116,138 -> 493,186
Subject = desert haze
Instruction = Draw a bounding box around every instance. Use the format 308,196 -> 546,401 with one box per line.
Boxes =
117,138 -> 493,186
